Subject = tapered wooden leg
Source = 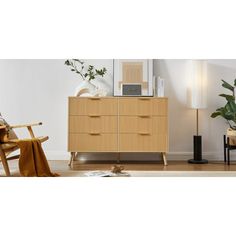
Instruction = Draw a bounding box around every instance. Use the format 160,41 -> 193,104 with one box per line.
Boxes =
162,152 -> 168,166
0,149 -> 11,176
68,152 -> 76,168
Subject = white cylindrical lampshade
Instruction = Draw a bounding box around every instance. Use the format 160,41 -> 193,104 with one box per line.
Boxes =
189,60 -> 207,109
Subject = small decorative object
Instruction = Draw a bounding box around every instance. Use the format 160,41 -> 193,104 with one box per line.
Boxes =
157,76 -> 164,97
122,84 -> 142,96
111,165 -> 125,174
211,79 -> 236,145
113,59 -> 153,96
65,59 -> 107,97
84,169 -> 130,177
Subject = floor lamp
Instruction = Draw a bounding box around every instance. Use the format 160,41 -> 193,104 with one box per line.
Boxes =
188,60 -> 208,164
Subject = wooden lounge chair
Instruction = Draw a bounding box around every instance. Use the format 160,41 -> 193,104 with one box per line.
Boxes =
0,122 -> 48,176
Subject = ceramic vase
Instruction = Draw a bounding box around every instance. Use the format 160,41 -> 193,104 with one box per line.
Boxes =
75,80 -> 97,97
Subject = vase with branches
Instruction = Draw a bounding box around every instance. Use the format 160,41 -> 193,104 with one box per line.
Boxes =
65,59 -> 107,96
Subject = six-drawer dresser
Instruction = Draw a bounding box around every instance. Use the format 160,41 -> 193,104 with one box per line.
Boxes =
68,97 -> 168,167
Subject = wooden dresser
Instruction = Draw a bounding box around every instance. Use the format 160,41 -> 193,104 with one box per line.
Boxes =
68,97 -> 168,166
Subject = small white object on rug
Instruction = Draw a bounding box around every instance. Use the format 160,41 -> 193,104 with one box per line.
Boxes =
84,171 -> 130,177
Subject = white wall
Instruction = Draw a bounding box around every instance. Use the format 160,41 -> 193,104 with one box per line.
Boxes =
155,60 -> 236,160
0,59 -> 113,160
1,59 -> 236,161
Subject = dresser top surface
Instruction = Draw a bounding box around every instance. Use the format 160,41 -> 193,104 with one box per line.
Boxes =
68,96 -> 168,99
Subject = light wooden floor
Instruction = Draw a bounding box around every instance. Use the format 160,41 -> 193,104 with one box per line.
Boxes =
1,159 -> 236,177
69,160 -> 236,171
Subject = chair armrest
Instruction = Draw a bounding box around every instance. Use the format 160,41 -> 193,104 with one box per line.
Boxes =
10,122 -> 43,129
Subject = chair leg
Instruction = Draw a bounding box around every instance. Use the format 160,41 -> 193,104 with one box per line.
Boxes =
68,152 -> 76,169
224,135 -> 227,163
162,152 -> 168,166
0,149 -> 11,176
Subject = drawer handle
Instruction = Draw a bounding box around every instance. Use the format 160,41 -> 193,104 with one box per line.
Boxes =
89,114 -> 101,117
89,97 -> 101,100
138,132 -> 150,135
89,132 -> 101,135
138,115 -> 150,118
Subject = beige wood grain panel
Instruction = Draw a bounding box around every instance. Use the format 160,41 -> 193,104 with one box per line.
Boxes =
152,116 -> 168,134
69,134 -> 118,152
119,116 -> 167,134
69,97 -> 118,115
119,98 -> 152,115
152,98 -> 168,116
69,116 -> 117,133
119,134 -> 167,152
119,116 -> 152,134
156,134 -> 168,151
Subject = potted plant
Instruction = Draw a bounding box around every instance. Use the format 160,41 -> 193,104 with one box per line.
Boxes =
211,79 -> 236,144
65,59 -> 107,96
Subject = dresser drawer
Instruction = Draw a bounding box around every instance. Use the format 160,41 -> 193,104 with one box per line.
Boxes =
69,97 -> 118,116
119,98 -> 152,116
119,116 -> 167,134
69,116 -> 117,133
119,134 -> 167,152
152,99 -> 168,116
68,134 -> 118,152
119,98 -> 167,116
119,116 -> 152,134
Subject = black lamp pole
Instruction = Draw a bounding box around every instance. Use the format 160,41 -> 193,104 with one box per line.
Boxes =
188,109 -> 208,164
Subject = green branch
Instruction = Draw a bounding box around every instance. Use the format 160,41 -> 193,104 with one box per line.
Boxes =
65,59 -> 107,81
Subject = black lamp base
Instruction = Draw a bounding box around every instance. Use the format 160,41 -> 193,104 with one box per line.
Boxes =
188,159 -> 208,164
188,135 -> 208,164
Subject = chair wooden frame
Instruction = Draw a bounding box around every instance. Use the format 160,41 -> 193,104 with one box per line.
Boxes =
0,122 -> 48,176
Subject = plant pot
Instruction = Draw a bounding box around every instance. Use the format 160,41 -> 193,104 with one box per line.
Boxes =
227,128 -> 236,145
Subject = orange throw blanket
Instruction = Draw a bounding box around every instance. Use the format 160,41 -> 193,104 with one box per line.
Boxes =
17,138 -> 58,177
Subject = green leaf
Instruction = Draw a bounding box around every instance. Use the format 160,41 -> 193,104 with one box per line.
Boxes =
64,60 -> 70,65
211,112 -> 221,118
228,100 -> 236,110
219,94 -> 235,101
222,79 -> 234,92
73,59 -> 84,64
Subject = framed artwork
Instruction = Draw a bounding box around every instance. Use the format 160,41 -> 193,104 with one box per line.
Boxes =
113,59 -> 153,96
